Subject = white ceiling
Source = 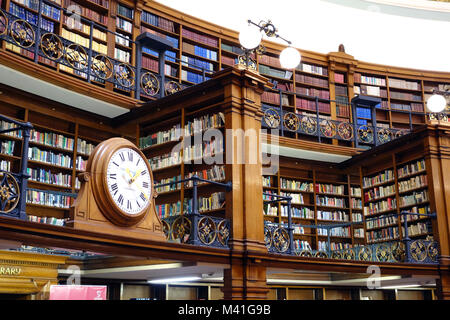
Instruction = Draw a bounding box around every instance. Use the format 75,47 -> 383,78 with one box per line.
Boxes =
155,0 -> 450,72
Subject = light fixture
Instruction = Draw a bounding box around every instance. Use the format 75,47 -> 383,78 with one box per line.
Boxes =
426,89 -> 449,121
237,19 -> 301,71
147,276 -> 201,284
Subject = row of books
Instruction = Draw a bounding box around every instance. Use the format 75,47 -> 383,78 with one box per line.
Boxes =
262,176 -> 272,188
318,226 -> 350,238
84,0 -> 109,8
351,198 -> 362,209
63,0 -> 108,25
388,78 -> 421,91
390,91 -> 422,101
148,151 -> 182,171
315,183 -> 345,195
264,204 -> 277,216
0,141 -> 15,155
354,73 -> 386,86
182,28 -> 218,48
28,215 -> 67,226
398,174 -> 427,193
221,55 -> 237,67
28,147 -> 72,168
184,112 -> 225,136
275,81 -> 294,92
401,205 -> 430,221
364,184 -> 396,202
280,178 -> 313,192
182,42 -> 218,61
26,189 -> 72,208
403,222 -> 431,237
317,210 -> 349,222
354,85 -> 387,98
316,196 -> 345,207
140,124 -> 181,149
181,70 -> 210,84
319,241 -> 351,251
12,0 -> 61,21
335,85 -> 348,96
363,169 -> 394,188
296,98 -> 331,114
263,190 -> 277,201
390,103 -> 424,112
364,197 -> 397,216
259,65 -> 292,80
334,73 -> 345,84
182,55 -> 215,72
183,139 -> 224,162
117,3 -> 133,19
366,214 -> 398,230
27,167 -> 72,187
366,226 -> 399,243
398,159 -> 425,179
296,63 -> 328,76
116,16 -> 132,33
75,156 -> 87,170
0,120 -> 22,138
294,240 -> 312,251
336,105 -> 350,118
0,160 -> 11,171
183,192 -> 226,213
280,192 -> 305,205
140,26 -> 179,49
30,129 -> 74,151
352,213 -> 363,223
63,16 -> 107,42
115,33 -> 130,47
296,74 -> 329,88
77,139 -> 95,156
292,225 -> 305,235
155,175 -> 181,194
9,3 -> 55,32
156,201 -> 181,218
281,205 -> 314,219
399,190 -> 428,208
354,228 -> 365,238
221,43 -> 244,55
295,87 -> 330,100
261,91 -> 283,105
351,187 -> 361,197
141,10 -> 176,33
114,47 -> 131,63
61,28 -> 107,55
184,165 -> 225,187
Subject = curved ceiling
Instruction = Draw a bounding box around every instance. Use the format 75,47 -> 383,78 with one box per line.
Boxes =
154,0 -> 450,72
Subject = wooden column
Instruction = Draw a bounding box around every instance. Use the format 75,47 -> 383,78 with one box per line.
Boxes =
220,67 -> 270,299
423,124 -> 450,299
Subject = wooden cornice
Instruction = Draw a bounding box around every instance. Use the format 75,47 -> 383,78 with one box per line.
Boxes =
0,51 -> 138,110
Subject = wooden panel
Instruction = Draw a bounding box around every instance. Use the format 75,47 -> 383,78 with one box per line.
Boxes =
168,286 -> 197,300
121,284 -> 151,300
287,288 -> 315,300
396,290 -> 424,300
325,288 -> 352,300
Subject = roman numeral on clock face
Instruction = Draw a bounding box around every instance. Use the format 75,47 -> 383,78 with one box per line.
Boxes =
119,152 -> 125,162
128,151 -> 133,162
140,193 -> 146,202
142,181 -> 149,189
118,194 -> 124,206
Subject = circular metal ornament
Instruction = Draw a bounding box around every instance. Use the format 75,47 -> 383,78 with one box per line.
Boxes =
0,11 -> 8,36
161,219 -> 171,240
263,108 -> 281,129
264,226 -> 272,249
299,249 -> 313,257
391,242 -> 406,262
320,119 -> 337,138
331,251 -> 342,260
342,248 -> 355,260
0,172 -> 20,214
115,63 -> 135,88
171,215 -> 191,243
260,20 -> 277,37
10,19 -> 35,48
427,242 -> 439,263
337,122 -> 354,140
165,81 -> 182,95
314,250 -> 328,259
65,44 -> 88,70
377,128 -> 392,144
358,125 -> 374,143
198,216 -> 217,245
217,219 -> 230,246
141,72 -> 160,96
410,240 -> 427,262
376,244 -> 391,262
92,55 -> 113,80
301,116 -> 317,135
358,246 -> 372,261
40,33 -> 64,60
272,227 -> 290,253
395,130 -> 406,139
283,112 -> 299,132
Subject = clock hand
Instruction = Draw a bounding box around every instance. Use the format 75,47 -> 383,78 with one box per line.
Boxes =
131,182 -> 150,201
125,168 -> 150,201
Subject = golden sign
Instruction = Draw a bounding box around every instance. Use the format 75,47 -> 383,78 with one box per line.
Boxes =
0,266 -> 22,276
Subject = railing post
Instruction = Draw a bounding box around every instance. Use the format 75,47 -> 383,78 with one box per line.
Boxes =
279,89 -> 284,137
86,20 -> 94,83
188,174 -> 201,246
18,125 -> 31,220
402,212 -> 412,263
315,96 -> 321,143
351,100 -> 359,148
135,42 -> 142,100
158,49 -> 167,99
287,197 -> 294,254
34,0 -> 43,64
326,227 -> 331,257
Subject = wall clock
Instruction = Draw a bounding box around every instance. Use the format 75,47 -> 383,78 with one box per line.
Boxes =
69,138 -> 164,241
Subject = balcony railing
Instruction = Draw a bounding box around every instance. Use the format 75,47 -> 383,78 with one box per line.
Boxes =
263,192 -> 439,264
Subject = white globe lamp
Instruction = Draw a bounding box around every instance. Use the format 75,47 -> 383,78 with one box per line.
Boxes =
279,46 -> 301,69
239,23 -> 262,50
427,94 -> 447,113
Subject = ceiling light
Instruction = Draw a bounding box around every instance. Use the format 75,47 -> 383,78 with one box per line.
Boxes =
147,276 -> 201,284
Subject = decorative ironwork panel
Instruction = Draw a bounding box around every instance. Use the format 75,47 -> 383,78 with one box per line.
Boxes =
263,108 -> 281,129
0,172 -> 20,213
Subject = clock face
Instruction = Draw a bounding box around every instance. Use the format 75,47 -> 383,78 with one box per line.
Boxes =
106,147 -> 152,215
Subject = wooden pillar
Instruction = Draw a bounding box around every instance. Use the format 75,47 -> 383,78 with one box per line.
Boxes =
423,124 -> 450,299
219,67 -> 270,299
